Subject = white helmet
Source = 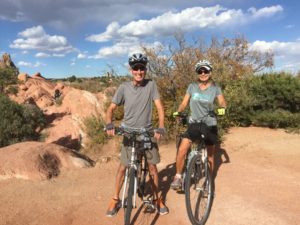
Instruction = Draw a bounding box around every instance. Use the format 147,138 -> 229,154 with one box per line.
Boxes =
128,53 -> 148,68
195,60 -> 213,73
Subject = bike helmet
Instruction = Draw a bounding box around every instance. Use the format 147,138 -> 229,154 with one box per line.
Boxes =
195,59 -> 213,73
128,53 -> 148,68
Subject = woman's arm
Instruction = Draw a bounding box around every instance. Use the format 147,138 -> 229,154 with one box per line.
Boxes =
177,94 -> 191,112
217,94 -> 227,108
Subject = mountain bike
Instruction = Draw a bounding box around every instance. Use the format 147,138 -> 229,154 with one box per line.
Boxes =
174,113 -> 214,225
116,126 -> 156,225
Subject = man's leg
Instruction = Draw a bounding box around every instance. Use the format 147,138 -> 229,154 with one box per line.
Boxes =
148,163 -> 168,215
106,163 -> 126,215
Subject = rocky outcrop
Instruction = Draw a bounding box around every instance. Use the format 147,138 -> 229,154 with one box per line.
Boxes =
8,73 -> 111,150
0,53 -> 17,69
0,142 -> 94,180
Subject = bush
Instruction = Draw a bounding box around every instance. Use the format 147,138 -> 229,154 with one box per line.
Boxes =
222,73 -> 300,130
251,110 -> 300,129
0,94 -> 46,147
0,67 -> 18,91
82,114 -> 108,152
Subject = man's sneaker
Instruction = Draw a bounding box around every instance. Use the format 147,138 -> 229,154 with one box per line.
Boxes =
106,198 -> 121,217
170,176 -> 182,190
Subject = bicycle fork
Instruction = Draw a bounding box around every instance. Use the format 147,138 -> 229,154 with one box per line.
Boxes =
121,144 -> 138,209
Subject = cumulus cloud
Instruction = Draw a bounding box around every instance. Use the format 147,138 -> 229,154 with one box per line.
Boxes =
90,38 -> 163,59
250,40 -> 300,72
18,60 -> 46,67
248,5 -> 283,19
0,0 -> 197,29
35,52 -> 50,58
87,5 -> 283,43
77,53 -> 87,59
250,40 -> 300,57
10,25 -> 76,54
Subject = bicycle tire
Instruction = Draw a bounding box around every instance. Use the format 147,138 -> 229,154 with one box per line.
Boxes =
137,154 -> 148,198
185,154 -> 213,225
124,167 -> 135,225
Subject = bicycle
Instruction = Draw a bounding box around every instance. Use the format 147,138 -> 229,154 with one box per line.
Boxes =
174,113 -> 214,225
115,126 -> 157,225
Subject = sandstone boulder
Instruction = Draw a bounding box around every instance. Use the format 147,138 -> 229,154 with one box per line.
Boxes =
0,142 -> 94,180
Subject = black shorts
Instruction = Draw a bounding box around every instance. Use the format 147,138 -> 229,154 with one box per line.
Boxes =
182,125 -> 218,145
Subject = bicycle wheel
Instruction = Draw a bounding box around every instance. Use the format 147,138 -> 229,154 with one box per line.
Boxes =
124,167 -> 135,225
137,154 -> 148,198
185,154 -> 213,225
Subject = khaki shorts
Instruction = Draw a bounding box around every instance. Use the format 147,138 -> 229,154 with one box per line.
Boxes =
120,142 -> 160,166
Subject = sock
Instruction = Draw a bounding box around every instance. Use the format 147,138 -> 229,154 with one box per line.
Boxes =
175,173 -> 182,179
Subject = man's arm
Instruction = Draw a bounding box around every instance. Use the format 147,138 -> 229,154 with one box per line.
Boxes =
154,99 -> 165,139
106,102 -> 118,136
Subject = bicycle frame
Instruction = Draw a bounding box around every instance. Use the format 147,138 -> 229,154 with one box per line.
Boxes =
182,140 -> 208,192
117,127 -> 154,210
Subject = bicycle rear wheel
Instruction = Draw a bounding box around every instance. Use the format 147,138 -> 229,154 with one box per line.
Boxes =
124,167 -> 135,225
185,154 -> 213,225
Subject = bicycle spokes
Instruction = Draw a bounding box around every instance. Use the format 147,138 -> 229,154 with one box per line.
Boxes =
185,155 -> 213,225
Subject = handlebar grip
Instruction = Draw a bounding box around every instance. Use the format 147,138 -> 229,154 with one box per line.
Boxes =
217,108 -> 226,116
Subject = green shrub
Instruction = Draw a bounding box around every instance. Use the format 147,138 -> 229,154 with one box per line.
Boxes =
251,110 -> 300,129
82,114 -> 108,152
0,67 -> 18,90
0,94 -> 46,147
6,85 -> 18,95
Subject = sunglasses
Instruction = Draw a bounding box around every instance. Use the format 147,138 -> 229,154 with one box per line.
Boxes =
132,66 -> 146,71
197,69 -> 210,75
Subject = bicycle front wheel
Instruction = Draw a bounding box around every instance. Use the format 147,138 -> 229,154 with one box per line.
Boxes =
124,167 -> 135,225
185,154 -> 213,225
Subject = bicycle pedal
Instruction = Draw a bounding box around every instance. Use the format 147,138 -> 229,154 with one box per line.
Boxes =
144,203 -> 156,212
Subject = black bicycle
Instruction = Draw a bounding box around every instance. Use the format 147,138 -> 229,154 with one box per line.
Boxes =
174,113 -> 214,225
116,126 -> 156,225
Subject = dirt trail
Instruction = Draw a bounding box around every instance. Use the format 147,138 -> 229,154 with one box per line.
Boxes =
0,127 -> 299,225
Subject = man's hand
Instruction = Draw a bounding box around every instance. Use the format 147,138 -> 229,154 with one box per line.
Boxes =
154,127 -> 165,140
105,123 -> 115,136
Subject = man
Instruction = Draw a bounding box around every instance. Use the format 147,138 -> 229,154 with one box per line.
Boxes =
105,53 -> 169,216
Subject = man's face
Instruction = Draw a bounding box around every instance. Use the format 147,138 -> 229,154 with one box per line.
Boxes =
131,65 -> 146,83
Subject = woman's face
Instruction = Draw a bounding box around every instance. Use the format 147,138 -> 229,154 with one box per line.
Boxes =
197,68 -> 211,82
131,65 -> 146,83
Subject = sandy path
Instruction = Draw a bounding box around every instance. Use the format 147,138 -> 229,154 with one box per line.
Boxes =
0,127 -> 299,225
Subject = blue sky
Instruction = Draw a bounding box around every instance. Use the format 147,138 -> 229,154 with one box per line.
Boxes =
1,0 -> 300,78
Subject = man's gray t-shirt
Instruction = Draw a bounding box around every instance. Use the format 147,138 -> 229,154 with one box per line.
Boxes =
187,82 -> 222,126
112,79 -> 160,129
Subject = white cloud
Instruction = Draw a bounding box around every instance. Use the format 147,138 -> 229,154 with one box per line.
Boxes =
10,25 -> 76,54
250,40 -> 300,57
87,5 -> 283,43
36,52 -> 50,58
52,53 -> 65,57
77,53 -> 87,59
18,60 -> 46,67
250,40 -> 300,72
248,5 -> 283,19
18,61 -> 32,67
90,38 -> 163,59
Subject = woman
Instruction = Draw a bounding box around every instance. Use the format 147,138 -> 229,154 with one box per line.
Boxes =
170,59 -> 226,190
